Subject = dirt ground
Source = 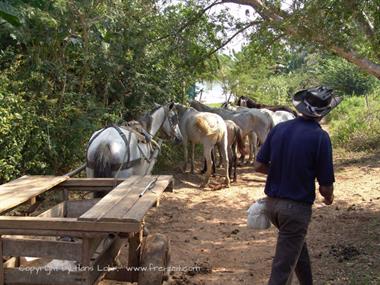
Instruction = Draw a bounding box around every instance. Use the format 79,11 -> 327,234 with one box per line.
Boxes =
104,122 -> 378,284
103,147 -> 380,285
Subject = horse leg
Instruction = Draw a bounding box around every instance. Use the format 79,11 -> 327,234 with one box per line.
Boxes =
200,144 -> 212,188
239,136 -> 246,165
217,144 -> 223,168
231,142 -> 237,182
200,159 -> 207,174
201,147 -> 214,175
228,144 -> 233,180
249,132 -> 258,164
183,139 -> 188,173
190,142 -> 195,174
212,146 -> 216,176
220,135 -> 230,188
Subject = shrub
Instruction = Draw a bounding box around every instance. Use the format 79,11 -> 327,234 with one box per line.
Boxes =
318,57 -> 378,96
328,91 -> 380,151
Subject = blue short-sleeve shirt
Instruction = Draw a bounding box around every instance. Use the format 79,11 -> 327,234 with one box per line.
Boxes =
256,117 -> 335,204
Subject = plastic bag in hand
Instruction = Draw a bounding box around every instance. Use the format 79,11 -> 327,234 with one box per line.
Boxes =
247,198 -> 271,230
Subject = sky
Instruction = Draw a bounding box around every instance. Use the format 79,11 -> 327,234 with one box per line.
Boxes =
197,2 -> 256,103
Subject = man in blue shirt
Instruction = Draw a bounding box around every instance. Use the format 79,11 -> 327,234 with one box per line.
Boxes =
255,86 -> 342,285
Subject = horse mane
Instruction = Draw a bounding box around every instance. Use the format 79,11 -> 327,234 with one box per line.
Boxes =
137,104 -> 165,131
190,100 -> 213,112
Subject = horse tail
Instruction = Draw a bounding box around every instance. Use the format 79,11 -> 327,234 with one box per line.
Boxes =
236,127 -> 246,156
93,142 -> 113,177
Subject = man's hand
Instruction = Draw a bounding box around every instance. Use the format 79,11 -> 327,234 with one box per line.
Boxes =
254,161 -> 269,175
323,193 -> 334,205
319,185 -> 334,205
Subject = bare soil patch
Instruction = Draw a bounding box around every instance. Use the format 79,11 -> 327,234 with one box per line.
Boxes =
103,149 -> 380,285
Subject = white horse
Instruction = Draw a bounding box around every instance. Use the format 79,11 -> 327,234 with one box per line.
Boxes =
260,109 -> 296,126
86,103 -> 182,185
190,100 -> 273,163
174,103 -> 230,188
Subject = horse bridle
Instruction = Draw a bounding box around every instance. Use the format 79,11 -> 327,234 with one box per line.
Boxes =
144,105 -> 176,139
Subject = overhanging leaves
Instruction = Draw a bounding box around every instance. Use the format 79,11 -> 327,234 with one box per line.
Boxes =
0,1 -> 21,27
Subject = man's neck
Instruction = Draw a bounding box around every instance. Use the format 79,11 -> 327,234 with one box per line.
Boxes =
300,114 -> 322,122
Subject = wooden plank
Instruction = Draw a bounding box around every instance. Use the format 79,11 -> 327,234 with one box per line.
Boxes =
0,229 -> 109,238
62,188 -> 69,201
128,231 -> 142,268
81,238 -> 91,285
2,238 -> 82,261
0,217 -> 140,233
89,236 -> 123,285
79,176 -> 146,221
38,202 -> 66,218
65,199 -> 99,218
123,176 -> 173,223
0,236 -> 3,285
99,176 -> 158,222
58,178 -> 126,188
0,176 -> 69,214
4,268 -> 83,285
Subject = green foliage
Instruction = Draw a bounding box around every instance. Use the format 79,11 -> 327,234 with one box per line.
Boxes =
328,91 -> 380,151
0,1 -> 21,26
0,0 -> 222,182
317,57 -> 377,96
215,44 -> 380,152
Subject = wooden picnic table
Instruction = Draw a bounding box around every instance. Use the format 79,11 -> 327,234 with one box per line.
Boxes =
0,174 -> 173,285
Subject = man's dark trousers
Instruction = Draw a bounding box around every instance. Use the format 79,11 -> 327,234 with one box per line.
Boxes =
265,197 -> 313,285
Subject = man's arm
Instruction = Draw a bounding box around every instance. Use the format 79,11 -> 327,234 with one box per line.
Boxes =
254,161 -> 269,175
319,185 -> 334,205
316,132 -> 335,205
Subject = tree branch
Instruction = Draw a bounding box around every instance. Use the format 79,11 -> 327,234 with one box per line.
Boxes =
148,0 -> 223,46
199,21 -> 259,65
222,0 -> 380,79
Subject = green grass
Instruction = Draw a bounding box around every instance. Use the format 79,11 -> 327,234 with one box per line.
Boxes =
206,102 -> 222,108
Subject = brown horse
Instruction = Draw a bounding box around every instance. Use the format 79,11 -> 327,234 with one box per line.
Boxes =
237,96 -> 298,117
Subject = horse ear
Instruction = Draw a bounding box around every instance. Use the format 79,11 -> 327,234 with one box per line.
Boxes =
153,102 -> 160,108
168,102 -> 175,110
